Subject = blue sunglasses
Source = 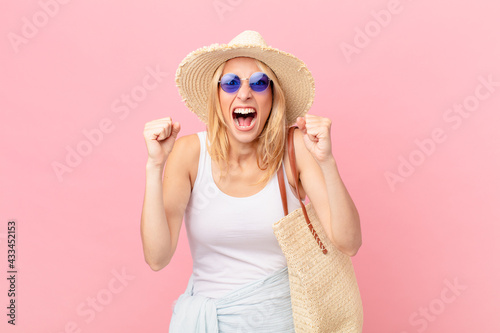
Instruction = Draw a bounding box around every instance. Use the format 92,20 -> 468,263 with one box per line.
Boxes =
218,72 -> 272,93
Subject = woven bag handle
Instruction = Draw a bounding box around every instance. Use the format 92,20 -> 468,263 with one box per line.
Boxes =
277,126 -> 328,255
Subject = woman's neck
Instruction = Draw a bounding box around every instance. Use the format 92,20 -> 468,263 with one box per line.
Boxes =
225,135 -> 259,169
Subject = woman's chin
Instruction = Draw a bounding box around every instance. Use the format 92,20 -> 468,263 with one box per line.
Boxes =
227,121 -> 262,142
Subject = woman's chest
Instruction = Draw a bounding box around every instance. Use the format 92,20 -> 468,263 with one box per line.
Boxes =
185,180 -> 285,247
210,159 -> 270,197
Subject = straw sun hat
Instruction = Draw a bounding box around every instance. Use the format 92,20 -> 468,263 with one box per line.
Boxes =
175,30 -> 315,125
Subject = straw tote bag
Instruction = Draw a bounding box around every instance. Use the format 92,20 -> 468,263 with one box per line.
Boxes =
273,126 -> 363,332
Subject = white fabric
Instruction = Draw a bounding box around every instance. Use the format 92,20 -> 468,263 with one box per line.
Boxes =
184,131 -> 303,299
169,266 -> 296,332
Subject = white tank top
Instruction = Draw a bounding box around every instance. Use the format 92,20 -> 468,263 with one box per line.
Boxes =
184,131 -> 303,299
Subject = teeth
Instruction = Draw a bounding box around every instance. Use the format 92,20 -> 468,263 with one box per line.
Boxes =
233,108 -> 256,114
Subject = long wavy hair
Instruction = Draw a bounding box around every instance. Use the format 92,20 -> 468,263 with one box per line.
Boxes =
206,58 -> 288,186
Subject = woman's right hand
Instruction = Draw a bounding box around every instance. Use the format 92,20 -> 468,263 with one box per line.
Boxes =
143,117 -> 181,167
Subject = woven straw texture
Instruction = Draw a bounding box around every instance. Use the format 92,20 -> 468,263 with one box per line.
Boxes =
272,202 -> 363,332
175,30 -> 315,125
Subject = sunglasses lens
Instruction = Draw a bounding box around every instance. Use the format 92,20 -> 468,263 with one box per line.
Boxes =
249,72 -> 270,92
219,72 -> 270,93
220,73 -> 240,93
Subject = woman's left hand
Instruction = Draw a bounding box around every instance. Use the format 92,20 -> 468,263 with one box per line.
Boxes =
296,114 -> 334,164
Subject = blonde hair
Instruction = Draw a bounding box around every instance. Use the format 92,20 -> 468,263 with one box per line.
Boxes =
206,58 -> 287,186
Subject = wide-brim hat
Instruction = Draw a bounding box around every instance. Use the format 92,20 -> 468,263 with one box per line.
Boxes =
175,30 -> 315,125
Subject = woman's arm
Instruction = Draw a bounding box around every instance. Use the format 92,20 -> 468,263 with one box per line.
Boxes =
294,115 -> 362,256
141,162 -> 171,270
140,134 -> 195,271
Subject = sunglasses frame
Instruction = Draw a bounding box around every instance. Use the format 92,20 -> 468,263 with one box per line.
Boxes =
218,72 -> 273,93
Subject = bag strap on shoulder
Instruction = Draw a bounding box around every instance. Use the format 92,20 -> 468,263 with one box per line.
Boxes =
277,126 -> 328,254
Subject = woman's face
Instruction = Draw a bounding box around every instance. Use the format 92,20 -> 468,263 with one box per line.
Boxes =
218,57 -> 273,144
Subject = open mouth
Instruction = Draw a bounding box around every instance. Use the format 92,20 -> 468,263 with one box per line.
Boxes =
232,108 -> 257,130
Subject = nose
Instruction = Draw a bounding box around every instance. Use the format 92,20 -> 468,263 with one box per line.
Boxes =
236,79 -> 252,100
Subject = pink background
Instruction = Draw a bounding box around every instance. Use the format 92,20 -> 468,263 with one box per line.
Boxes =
1,0 -> 499,332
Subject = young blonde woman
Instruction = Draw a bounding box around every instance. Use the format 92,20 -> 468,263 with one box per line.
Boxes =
140,31 -> 362,332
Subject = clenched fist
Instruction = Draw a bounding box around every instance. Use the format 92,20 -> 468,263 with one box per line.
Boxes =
143,117 -> 181,167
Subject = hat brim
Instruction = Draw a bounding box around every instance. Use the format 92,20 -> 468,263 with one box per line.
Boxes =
175,43 -> 315,125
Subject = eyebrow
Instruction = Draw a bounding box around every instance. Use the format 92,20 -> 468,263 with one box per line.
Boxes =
221,71 -> 262,78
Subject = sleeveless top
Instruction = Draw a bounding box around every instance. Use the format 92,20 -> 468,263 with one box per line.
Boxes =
184,131 -> 303,299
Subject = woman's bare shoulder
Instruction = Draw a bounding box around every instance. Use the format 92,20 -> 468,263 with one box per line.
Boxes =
283,128 -> 307,201
170,133 -> 200,188
174,133 -> 200,150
